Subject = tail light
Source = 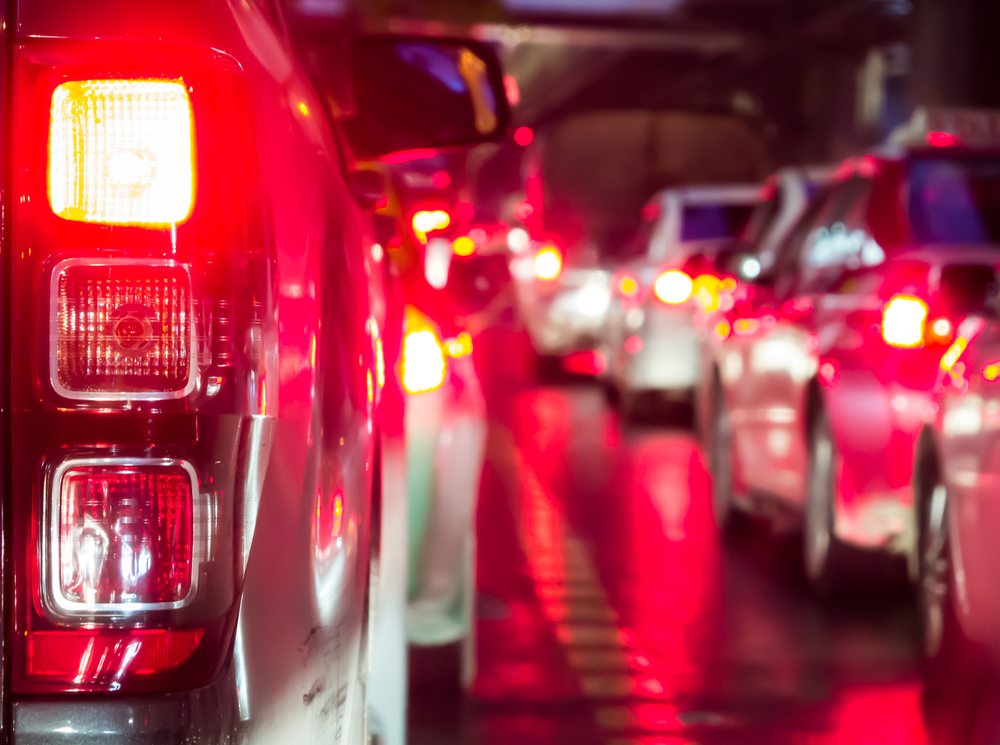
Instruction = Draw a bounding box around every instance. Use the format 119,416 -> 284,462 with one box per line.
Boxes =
452,235 -> 476,257
691,274 -> 722,311
52,259 -> 195,399
48,79 -> 195,227
47,460 -> 200,615
654,270 -> 693,305
401,310 -> 474,394
411,209 -> 451,244
402,329 -> 447,394
11,43 -> 271,695
882,295 -> 928,348
533,244 -> 562,281
617,274 -> 639,298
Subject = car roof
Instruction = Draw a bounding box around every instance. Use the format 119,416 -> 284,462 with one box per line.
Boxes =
653,183 -> 762,206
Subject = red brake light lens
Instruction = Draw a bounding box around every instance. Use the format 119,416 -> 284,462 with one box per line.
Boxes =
654,270 -> 694,305
48,460 -> 199,617
52,260 -> 196,400
533,245 -> 562,281
48,79 -> 196,227
28,629 -> 204,679
881,294 -> 928,348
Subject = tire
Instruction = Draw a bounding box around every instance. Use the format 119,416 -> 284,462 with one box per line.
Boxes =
709,390 -> 745,536
916,452 -> 988,737
803,410 -> 849,595
917,457 -> 972,684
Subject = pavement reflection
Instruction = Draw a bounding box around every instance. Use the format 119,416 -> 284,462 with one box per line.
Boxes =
410,332 -> 943,744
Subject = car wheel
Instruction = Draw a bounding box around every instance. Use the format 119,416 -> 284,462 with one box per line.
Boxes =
916,454 -> 989,736
803,410 -> 848,595
710,393 -> 744,536
917,460 -> 977,688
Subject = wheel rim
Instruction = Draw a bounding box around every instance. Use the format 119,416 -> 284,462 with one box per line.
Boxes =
711,405 -> 733,527
921,482 -> 950,657
805,427 -> 834,584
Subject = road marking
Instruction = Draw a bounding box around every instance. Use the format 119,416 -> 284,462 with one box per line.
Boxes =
490,422 -> 682,743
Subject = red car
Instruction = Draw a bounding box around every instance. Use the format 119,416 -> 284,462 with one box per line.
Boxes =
708,121 -> 1000,594
1,2 -> 508,743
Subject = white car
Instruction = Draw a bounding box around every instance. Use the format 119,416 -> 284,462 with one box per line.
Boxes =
600,184 -> 761,417
510,235 -> 613,372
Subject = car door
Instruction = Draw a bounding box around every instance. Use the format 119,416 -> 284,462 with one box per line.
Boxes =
943,320 -> 1000,648
732,182 -> 856,503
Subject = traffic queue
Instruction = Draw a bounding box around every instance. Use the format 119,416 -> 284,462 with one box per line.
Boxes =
507,107 -> 1000,696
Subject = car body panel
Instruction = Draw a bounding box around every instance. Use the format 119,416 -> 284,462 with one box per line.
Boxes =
10,1 -> 379,743
935,320 -> 1000,653
602,185 -> 760,396
714,147 -> 1000,565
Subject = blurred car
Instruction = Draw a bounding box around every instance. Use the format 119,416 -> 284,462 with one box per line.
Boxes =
371,162 -> 512,699
695,165 -> 834,438
707,114 -> 1000,593
914,311 -> 1000,679
510,233 -> 614,372
3,5 -> 510,744
599,184 -> 760,416
742,165 -> 834,276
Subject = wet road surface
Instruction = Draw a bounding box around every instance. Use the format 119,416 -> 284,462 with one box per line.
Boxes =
409,333 -> 960,744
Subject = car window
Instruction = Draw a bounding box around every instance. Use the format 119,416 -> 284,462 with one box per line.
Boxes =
680,203 -> 755,242
908,156 -> 1000,243
742,185 -> 781,248
768,186 -> 841,299
798,177 -> 884,291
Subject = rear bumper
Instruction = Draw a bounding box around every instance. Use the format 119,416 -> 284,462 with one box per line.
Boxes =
516,278 -> 610,356
825,370 -> 932,557
616,306 -> 701,393
12,684 -> 230,744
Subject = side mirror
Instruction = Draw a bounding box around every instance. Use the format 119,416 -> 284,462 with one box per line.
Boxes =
349,169 -> 388,209
344,35 -> 510,159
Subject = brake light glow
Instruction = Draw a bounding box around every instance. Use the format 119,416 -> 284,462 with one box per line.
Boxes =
881,295 -> 928,348
654,270 -> 693,305
402,329 -> 446,394
48,79 -> 195,227
445,331 -> 474,358
48,460 -> 199,616
927,131 -> 960,148
51,260 -> 196,400
618,275 -> 639,297
692,274 -> 722,311
533,245 -> 562,281
928,317 -> 954,344
452,235 -> 476,257
940,337 -> 968,372
412,210 -> 451,243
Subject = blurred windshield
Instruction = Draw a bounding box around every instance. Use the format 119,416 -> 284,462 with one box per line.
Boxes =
680,203 -> 755,242
909,156 -> 1000,243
